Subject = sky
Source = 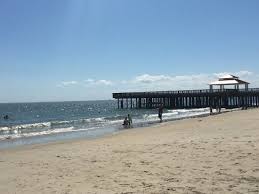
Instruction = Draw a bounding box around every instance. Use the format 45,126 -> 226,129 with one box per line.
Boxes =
0,0 -> 259,103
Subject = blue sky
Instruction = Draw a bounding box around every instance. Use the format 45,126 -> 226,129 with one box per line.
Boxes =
1,0 -> 259,102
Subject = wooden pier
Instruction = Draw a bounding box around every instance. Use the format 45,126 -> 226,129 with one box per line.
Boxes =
113,88 -> 259,110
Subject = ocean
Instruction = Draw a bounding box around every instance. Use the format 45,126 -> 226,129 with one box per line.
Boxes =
0,100 -> 210,149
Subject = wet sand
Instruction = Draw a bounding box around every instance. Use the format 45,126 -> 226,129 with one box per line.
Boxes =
0,108 -> 259,194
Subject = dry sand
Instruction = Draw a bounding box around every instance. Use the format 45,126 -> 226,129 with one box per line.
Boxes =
0,108 -> 259,194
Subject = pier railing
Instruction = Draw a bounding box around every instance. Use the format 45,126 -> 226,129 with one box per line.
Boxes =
113,88 -> 259,109
113,88 -> 259,98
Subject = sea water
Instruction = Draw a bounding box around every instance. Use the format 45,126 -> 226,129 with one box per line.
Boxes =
0,100 -> 210,149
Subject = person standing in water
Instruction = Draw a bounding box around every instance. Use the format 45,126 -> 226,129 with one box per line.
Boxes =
128,114 -> 132,127
158,105 -> 163,122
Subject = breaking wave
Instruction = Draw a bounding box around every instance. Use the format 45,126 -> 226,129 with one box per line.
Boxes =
0,108 -> 210,141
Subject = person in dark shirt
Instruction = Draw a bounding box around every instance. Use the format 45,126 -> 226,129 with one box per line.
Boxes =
122,117 -> 129,128
158,105 -> 163,122
128,114 -> 132,127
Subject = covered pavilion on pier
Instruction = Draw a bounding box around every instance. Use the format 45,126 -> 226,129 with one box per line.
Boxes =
209,74 -> 249,91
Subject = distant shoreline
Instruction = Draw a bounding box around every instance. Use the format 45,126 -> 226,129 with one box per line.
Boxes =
0,99 -> 115,104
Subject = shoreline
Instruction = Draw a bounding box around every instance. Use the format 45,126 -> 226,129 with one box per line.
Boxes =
1,108 -> 259,193
0,107 -> 234,150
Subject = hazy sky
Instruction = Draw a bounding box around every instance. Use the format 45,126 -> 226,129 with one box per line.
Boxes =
1,0 -> 259,102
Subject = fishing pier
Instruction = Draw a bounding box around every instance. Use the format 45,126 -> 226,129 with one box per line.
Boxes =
113,75 -> 259,111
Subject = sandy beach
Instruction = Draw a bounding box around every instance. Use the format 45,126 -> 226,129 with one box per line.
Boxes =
0,108 -> 259,194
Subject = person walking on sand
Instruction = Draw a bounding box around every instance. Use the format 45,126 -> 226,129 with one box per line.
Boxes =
158,105 -> 163,122
128,114 -> 132,127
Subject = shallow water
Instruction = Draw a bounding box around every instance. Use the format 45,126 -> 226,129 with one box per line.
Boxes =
0,100 -> 210,149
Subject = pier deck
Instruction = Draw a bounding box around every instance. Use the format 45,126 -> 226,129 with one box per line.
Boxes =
113,88 -> 259,110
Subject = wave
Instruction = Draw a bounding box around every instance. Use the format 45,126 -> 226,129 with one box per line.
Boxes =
0,117 -> 107,130
0,122 -> 51,134
0,126 -> 99,140
0,108 -> 210,141
143,112 -> 178,120
168,108 -> 210,113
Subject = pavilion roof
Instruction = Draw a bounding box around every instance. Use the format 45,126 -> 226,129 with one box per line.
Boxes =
209,74 -> 250,85
218,74 -> 238,80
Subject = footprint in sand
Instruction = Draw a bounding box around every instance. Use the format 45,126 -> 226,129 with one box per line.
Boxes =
123,162 -> 132,167
163,177 -> 180,183
140,160 -> 151,165
238,169 -> 247,173
203,166 -> 212,169
252,169 -> 259,172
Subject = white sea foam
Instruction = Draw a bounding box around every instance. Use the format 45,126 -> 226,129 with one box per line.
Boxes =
142,108 -> 210,121
0,127 -> 9,131
162,112 -> 179,117
80,117 -> 106,123
51,120 -> 72,125
0,126 -> 97,140
143,114 -> 158,120
109,120 -> 124,124
14,122 -> 51,130
0,117 -> 107,134
168,108 -> 210,114
94,117 -> 106,121
0,122 -> 51,132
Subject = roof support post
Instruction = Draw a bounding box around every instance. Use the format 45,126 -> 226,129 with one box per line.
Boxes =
245,84 -> 248,91
210,85 -> 213,91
